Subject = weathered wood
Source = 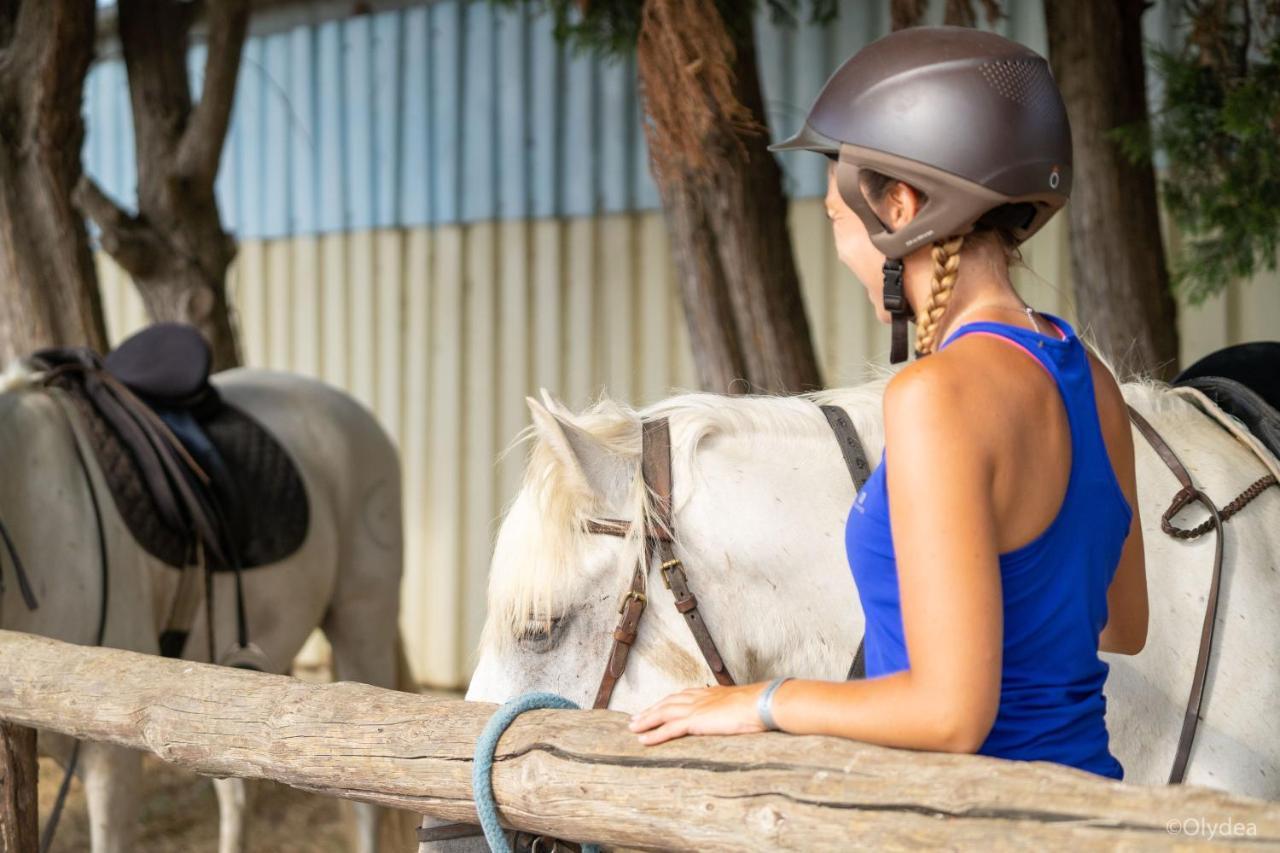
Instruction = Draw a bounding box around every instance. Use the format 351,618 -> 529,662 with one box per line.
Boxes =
0,631 -> 1276,851
0,721 -> 37,853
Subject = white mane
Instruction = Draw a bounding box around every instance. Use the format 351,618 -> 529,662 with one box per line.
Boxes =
0,358 -> 41,394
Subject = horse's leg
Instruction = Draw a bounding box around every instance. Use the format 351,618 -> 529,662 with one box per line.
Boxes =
323,590 -> 400,853
213,777 -> 249,853
324,480 -> 404,853
80,741 -> 140,853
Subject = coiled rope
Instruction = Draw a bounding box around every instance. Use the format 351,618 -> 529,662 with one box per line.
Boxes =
472,692 -> 601,853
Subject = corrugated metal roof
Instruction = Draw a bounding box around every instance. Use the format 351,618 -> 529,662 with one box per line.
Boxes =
82,0 -> 1185,240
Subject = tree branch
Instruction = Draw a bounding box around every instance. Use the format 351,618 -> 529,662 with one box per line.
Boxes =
72,175 -> 163,279
175,0 -> 249,183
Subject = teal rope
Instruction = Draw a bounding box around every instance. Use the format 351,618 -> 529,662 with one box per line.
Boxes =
473,692 -> 602,853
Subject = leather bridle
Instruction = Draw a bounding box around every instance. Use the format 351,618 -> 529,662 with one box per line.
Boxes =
581,418 -> 735,709
583,407 -> 874,709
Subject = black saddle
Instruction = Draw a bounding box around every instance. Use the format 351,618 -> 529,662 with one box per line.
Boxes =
1175,342 -> 1280,415
104,322 -> 213,405
1173,342 -> 1280,463
33,324 -> 309,572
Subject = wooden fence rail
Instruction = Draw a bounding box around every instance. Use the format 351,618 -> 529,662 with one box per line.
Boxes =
0,629 -> 1277,850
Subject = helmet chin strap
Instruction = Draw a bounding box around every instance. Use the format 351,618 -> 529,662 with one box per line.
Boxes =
881,258 -> 913,364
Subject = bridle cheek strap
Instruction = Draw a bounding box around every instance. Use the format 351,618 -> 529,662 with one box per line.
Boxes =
589,418 -> 735,711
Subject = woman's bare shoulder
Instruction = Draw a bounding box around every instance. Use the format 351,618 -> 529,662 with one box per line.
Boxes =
882,347 -> 1006,453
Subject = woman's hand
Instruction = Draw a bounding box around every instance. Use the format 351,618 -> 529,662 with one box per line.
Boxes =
627,683 -> 769,745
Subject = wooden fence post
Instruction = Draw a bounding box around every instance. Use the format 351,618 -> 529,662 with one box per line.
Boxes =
0,721 -> 37,853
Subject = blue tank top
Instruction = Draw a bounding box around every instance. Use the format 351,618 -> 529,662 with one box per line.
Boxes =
845,313 -> 1132,780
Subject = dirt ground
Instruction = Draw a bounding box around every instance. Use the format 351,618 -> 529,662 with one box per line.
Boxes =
37,662 -> 460,852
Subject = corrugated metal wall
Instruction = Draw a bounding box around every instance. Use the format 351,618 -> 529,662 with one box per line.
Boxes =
86,0 -> 1280,687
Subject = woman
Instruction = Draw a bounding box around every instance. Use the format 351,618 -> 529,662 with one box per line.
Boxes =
627,25 -> 1149,780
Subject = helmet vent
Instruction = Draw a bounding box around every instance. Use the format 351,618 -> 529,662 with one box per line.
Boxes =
979,59 -> 1053,106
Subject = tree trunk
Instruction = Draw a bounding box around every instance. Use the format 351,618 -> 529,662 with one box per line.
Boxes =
658,180 -> 748,391
0,722 -> 37,853
0,0 -> 108,363
1044,0 -> 1180,379
637,0 -> 822,395
76,0 -> 249,371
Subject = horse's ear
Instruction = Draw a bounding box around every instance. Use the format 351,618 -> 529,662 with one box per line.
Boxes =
526,397 -> 630,504
539,387 -> 575,420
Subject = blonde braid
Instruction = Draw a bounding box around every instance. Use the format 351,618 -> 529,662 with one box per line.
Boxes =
913,234 -> 965,356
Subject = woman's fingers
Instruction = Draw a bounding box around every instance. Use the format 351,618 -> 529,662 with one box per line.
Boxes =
636,717 -> 691,746
629,693 -> 700,730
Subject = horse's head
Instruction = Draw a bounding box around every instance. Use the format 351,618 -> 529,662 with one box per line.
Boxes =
466,383 -> 888,711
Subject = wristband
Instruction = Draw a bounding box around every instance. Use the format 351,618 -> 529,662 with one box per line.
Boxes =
756,676 -> 793,731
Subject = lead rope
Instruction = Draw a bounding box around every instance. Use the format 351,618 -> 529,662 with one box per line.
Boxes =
472,693 -> 601,853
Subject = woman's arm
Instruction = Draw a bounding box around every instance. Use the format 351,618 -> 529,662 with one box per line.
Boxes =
630,365 -> 1005,753
1091,358 -> 1148,655
771,366 -> 1004,751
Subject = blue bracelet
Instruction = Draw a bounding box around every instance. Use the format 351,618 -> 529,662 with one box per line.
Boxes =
757,676 -> 793,731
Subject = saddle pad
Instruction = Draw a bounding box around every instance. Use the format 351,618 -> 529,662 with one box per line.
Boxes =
56,387 -> 309,571
1174,375 -> 1280,465
1170,385 -> 1280,484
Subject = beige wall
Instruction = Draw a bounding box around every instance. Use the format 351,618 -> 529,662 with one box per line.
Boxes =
97,200 -> 1280,688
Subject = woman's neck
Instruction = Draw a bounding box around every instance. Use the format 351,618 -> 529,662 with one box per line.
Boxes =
906,249 -> 1031,348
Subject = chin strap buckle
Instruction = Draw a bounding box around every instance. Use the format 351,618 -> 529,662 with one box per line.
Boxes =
882,259 -> 911,363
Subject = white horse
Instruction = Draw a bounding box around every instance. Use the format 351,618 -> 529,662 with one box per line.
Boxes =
463,378 -> 1280,803
0,366 -> 408,853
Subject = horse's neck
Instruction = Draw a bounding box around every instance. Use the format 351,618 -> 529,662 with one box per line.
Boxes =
674,423 -> 871,681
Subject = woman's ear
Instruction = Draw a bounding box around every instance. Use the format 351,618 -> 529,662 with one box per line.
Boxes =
885,182 -> 922,231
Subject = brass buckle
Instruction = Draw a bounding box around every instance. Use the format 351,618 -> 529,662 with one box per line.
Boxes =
618,589 -> 646,614
659,558 -> 681,589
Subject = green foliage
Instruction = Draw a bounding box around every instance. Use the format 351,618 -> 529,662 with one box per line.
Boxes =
1115,2 -> 1280,303
488,0 -> 837,59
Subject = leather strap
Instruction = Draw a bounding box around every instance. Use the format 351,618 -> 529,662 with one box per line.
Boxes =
819,404 -> 870,681
589,417 -> 734,710
820,405 -> 871,491
416,821 -> 486,843
845,636 -> 866,681
642,419 -> 734,689
1160,475 -> 1275,540
159,543 -> 205,658
1127,404 -> 1224,785
592,562 -> 647,710
583,517 -> 671,541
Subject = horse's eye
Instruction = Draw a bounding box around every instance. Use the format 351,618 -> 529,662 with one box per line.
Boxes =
516,615 -> 565,653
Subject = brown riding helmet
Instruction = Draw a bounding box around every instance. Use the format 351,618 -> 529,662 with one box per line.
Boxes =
771,25 -> 1073,362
